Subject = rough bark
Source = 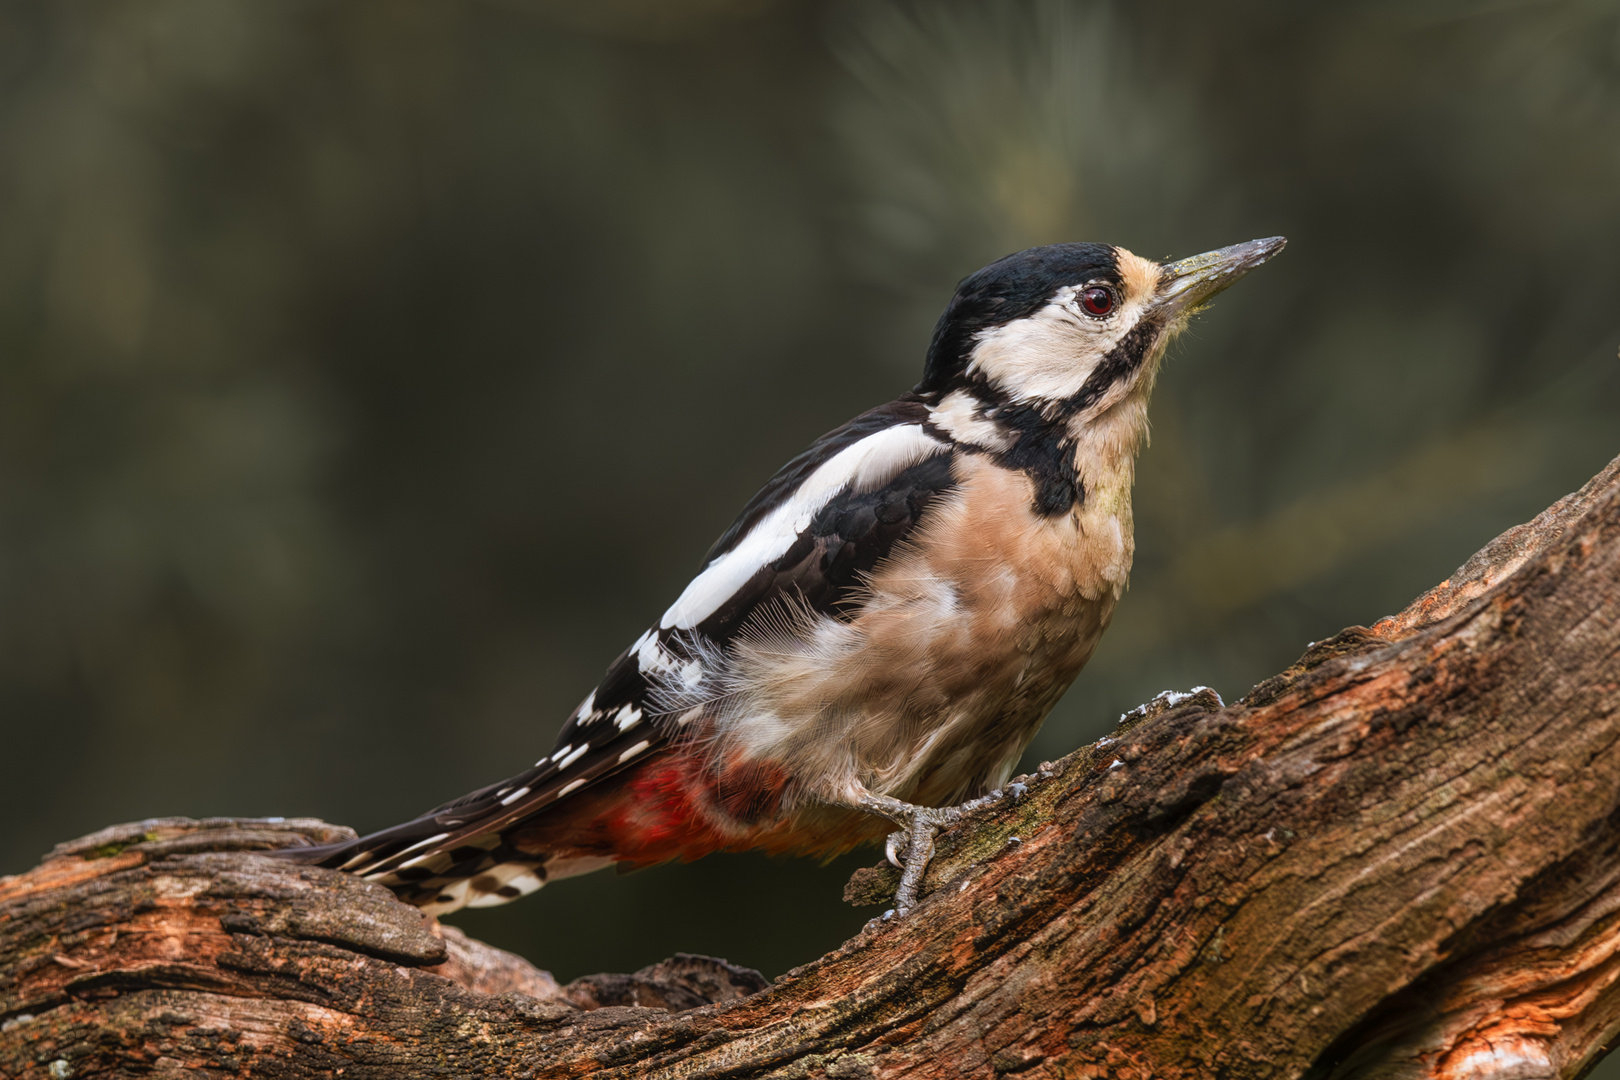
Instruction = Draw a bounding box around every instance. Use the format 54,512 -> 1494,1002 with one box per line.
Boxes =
3,453 -> 1619,1080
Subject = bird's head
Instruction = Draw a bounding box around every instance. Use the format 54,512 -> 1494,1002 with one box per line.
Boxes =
918,237 -> 1286,426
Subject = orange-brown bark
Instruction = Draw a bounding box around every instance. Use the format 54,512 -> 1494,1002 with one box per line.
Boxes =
2,453 -> 1618,1080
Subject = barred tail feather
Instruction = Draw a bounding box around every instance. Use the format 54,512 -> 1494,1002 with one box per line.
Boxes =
281,815 -> 628,916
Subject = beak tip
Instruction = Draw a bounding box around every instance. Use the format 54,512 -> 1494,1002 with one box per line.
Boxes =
1253,235 -> 1288,261
1155,234 -> 1288,314
1227,235 -> 1287,271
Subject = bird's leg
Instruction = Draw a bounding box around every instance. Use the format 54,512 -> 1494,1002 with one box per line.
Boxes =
855,792 -> 973,916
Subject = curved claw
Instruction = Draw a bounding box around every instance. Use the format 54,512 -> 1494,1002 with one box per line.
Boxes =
853,793 -> 972,915
885,830 -> 908,869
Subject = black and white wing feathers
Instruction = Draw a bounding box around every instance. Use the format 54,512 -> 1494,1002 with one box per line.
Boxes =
293,397 -> 960,902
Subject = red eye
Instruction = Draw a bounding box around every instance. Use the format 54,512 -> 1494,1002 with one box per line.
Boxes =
1080,286 -> 1115,317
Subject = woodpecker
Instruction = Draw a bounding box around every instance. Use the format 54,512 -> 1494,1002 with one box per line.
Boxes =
289,236 -> 1285,916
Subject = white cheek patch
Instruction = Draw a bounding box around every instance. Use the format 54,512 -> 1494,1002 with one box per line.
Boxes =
966,292 -> 1149,404
659,424 -> 948,631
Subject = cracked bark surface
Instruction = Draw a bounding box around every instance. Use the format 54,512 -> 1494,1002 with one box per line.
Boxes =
2,452 -> 1618,1080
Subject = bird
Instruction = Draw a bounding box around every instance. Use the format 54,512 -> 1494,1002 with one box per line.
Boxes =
285,236 -> 1286,916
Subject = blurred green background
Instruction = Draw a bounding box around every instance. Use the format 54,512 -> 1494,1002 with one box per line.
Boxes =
2,0 -> 1617,1004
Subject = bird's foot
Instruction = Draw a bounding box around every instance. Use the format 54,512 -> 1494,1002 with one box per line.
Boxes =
857,793 -> 973,916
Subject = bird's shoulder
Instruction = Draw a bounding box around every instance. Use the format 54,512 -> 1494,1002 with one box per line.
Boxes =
701,395 -> 945,565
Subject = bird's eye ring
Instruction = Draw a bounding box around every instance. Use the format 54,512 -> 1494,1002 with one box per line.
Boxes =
1079,286 -> 1115,318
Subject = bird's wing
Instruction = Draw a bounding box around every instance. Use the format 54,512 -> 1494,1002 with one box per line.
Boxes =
307,397 -> 959,892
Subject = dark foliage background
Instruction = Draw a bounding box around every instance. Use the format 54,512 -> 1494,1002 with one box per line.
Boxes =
2,0 -> 1617,1002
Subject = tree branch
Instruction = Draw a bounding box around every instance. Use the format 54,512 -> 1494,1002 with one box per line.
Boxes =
4,453 -> 1618,1080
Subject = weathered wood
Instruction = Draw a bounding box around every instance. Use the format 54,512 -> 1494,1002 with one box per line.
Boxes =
3,454 -> 1618,1080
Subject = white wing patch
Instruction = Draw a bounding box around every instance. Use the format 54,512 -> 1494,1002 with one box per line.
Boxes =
659,423 -> 948,631
680,660 -> 704,687
636,630 -> 679,675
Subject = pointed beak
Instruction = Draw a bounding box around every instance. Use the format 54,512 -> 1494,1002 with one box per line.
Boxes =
1155,236 -> 1287,318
